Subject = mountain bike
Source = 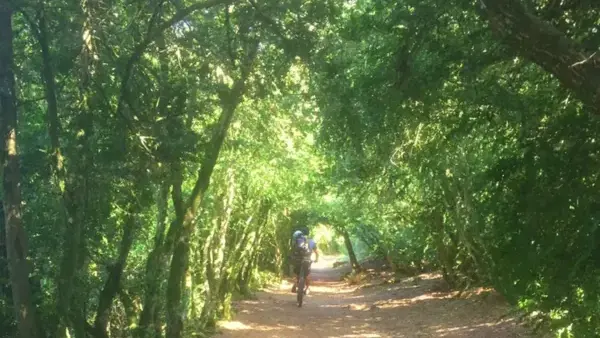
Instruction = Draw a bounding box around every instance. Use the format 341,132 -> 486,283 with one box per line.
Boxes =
296,258 -> 312,307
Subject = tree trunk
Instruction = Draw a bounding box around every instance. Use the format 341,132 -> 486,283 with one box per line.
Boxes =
119,289 -> 136,329
222,216 -> 253,292
137,29 -> 172,338
24,8 -> 86,337
137,181 -> 170,337
165,42 -> 258,338
385,252 -> 397,273
341,228 -> 361,272
0,203 -> 16,336
200,169 -> 236,326
480,0 -> 600,113
431,209 -> 456,287
36,8 -> 63,171
92,204 -> 139,338
114,0 -> 235,126
236,200 -> 271,295
164,99 -> 236,337
0,2 -> 39,337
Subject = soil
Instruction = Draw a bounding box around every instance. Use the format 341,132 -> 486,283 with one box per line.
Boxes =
216,256 -> 541,338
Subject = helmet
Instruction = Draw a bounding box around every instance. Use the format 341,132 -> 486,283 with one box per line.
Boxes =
292,230 -> 303,240
301,226 -> 310,237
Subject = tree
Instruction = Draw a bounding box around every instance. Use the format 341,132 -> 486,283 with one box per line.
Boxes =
0,1 -> 39,336
4,0 -> 335,336
7,0 -> 600,337
479,0 -> 600,113
309,0 -> 600,335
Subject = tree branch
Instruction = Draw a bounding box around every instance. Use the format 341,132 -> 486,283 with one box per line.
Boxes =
480,0 -> 600,113
115,0 -> 237,128
224,5 -> 237,68
185,40 -> 259,213
247,0 -> 310,60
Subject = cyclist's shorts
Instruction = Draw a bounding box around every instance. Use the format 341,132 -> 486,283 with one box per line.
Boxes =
293,260 -> 311,277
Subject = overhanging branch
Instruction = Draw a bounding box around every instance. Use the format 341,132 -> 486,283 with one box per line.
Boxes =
115,0 -> 237,127
479,0 -> 600,113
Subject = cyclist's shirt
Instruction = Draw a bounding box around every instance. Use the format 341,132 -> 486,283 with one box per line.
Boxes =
308,238 -> 317,251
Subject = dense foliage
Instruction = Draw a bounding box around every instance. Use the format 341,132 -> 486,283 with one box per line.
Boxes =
310,0 -> 600,337
1,0 -> 600,337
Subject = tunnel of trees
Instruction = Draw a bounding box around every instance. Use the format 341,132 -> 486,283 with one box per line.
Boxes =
1,0 -> 599,337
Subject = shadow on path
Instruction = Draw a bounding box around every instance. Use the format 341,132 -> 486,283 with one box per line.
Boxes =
216,257 -> 537,338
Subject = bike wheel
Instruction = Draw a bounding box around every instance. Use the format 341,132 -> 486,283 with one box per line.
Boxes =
297,266 -> 305,307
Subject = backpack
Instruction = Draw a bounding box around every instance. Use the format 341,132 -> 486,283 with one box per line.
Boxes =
292,235 -> 312,259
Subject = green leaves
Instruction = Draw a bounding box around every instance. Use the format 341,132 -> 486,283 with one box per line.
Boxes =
309,0 -> 600,336
8,0 -> 600,336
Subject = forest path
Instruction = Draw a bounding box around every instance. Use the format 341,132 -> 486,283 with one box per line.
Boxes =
216,256 -> 536,338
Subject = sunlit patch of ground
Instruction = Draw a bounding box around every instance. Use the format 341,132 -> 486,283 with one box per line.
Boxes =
433,318 -> 521,337
216,256 -> 538,338
218,321 -> 252,331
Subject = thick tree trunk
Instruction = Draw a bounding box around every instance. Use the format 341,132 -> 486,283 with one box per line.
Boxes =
0,3 -> 39,337
164,102 -> 236,337
480,0 -> 600,113
0,204 -> 16,336
165,215 -> 192,338
341,228 -> 361,272
165,43 -> 258,338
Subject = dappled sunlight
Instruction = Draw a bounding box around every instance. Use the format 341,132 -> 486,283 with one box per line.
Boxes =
217,320 -> 302,333
433,318 -> 520,337
329,334 -> 382,338
218,321 -> 252,331
257,267 -> 359,297
318,290 -> 454,312
372,291 -> 454,310
337,293 -> 366,300
218,265 -> 533,338
418,272 -> 444,280
262,281 -> 356,296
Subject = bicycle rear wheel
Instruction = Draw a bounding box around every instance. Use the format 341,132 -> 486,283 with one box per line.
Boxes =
297,265 -> 305,307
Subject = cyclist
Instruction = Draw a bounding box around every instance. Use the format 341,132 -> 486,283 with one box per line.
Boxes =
290,227 -> 319,295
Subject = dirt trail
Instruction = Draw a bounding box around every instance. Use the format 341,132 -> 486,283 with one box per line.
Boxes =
216,257 -> 537,338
